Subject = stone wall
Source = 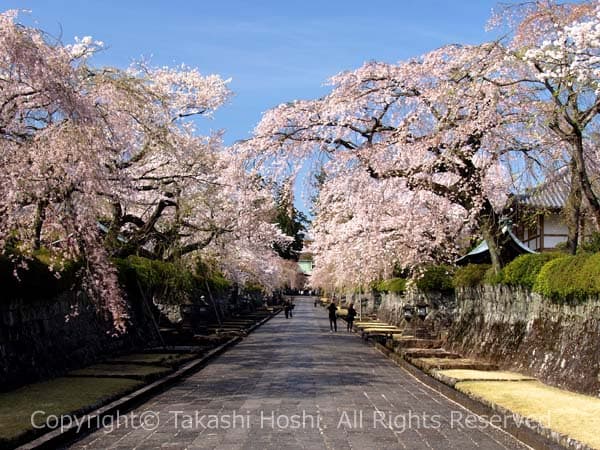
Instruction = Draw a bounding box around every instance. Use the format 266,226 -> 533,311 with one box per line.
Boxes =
375,288 -> 456,333
0,289 -> 156,391
447,285 -> 600,396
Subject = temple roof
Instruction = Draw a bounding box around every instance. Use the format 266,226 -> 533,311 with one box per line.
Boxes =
455,229 -> 536,266
514,169 -> 569,211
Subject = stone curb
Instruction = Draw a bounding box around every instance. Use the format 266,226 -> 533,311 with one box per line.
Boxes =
16,309 -> 281,450
370,341 -> 588,450
429,370 -> 535,387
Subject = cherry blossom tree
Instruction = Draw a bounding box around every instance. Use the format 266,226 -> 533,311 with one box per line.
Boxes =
88,65 -> 293,289
241,43 -> 524,279
491,0 -> 600,251
0,10 -> 293,330
309,169 -> 468,290
0,10 -> 132,330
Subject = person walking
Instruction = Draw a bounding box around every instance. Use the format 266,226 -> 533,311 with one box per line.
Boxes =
346,303 -> 357,331
327,300 -> 338,332
284,300 -> 291,319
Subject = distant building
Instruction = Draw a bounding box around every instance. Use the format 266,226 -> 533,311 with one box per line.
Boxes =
457,169 -> 598,264
512,173 -> 570,252
297,232 -> 314,275
455,224 -> 536,266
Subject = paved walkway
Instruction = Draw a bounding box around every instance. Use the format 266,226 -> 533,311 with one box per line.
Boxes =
68,298 -> 528,450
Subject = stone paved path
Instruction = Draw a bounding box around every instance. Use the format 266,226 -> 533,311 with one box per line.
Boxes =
67,298 -> 529,449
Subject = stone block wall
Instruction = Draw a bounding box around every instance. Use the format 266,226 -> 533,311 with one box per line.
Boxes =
0,289 -> 155,391
376,288 -> 456,333
447,285 -> 600,396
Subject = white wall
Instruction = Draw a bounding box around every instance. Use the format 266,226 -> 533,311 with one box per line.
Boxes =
544,214 -> 567,235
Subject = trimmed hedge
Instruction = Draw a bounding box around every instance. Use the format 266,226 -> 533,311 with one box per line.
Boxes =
453,264 -> 491,288
113,256 -> 195,304
533,253 -> 600,302
195,259 -> 231,292
483,266 -> 505,285
1,251 -> 232,306
581,232 -> 600,253
114,255 -> 233,305
244,281 -> 264,294
374,278 -> 407,294
416,265 -> 454,294
0,252 -> 82,302
502,252 -> 562,289
452,252 -> 600,302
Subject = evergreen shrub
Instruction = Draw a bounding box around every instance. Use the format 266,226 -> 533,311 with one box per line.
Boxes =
502,252 -> 562,289
416,265 -> 455,294
452,264 -> 491,288
533,253 -> 600,302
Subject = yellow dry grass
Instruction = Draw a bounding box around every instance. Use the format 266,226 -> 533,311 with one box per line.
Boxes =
437,369 -> 535,381
354,321 -> 390,325
336,308 -> 348,317
361,328 -> 402,332
456,380 -> 600,449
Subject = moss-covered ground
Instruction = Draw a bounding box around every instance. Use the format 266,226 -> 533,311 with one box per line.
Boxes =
0,377 -> 142,447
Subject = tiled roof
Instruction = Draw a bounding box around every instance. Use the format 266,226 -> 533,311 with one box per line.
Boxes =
515,169 -> 569,210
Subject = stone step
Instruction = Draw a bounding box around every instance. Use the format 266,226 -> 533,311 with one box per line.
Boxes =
144,346 -> 206,353
401,348 -> 461,359
206,326 -> 248,330
392,337 -> 442,349
409,357 -> 500,372
400,329 -> 437,340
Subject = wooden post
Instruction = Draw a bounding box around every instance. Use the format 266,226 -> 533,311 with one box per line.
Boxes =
205,279 -> 222,327
359,286 -> 363,321
136,279 -> 166,349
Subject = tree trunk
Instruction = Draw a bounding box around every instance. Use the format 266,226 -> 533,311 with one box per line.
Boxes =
105,201 -> 123,254
32,200 -> 48,250
565,162 -> 582,255
482,222 -> 502,274
571,133 -> 600,229
479,202 -> 504,273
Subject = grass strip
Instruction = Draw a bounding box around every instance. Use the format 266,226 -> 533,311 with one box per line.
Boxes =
0,377 -> 142,447
107,353 -> 197,367
68,363 -> 171,380
456,380 -> 600,449
437,369 -> 535,381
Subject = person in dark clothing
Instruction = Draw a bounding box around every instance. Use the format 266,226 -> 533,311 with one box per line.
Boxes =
284,300 -> 291,319
314,299 -> 318,307
346,303 -> 357,331
327,301 -> 338,332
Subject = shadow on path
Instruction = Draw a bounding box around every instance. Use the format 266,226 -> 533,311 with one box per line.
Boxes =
67,298 -> 528,450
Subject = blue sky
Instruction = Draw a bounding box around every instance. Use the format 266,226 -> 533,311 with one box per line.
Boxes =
3,0 -> 503,143
3,0 -> 503,213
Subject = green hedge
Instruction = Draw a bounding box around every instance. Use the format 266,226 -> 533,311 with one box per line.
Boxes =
0,252 -> 82,302
195,258 -> 231,292
113,256 -> 196,304
452,252 -> 600,302
581,232 -> 600,253
244,281 -> 264,294
502,252 -> 562,289
416,265 -> 454,294
533,253 -> 600,302
114,256 -> 233,304
373,278 -> 407,294
1,250 -> 232,305
483,266 -> 505,285
453,264 -> 491,288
